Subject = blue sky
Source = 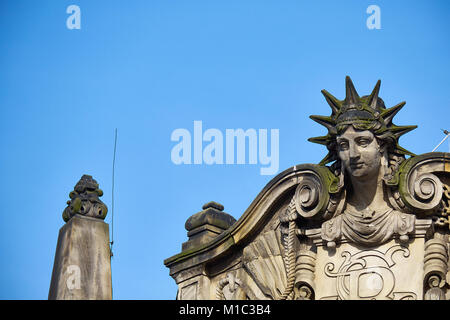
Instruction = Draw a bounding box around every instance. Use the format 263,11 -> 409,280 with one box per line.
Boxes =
0,0 -> 449,299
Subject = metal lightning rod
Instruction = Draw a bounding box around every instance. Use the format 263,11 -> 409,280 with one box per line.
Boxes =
432,129 -> 450,152
111,128 -> 117,257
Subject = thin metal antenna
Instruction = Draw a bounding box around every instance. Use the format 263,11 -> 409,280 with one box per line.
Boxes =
432,129 -> 450,152
109,128 -> 117,300
111,128 -> 117,256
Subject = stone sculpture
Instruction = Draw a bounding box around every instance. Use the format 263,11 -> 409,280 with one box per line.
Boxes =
164,77 -> 450,300
62,174 -> 108,222
49,175 -> 112,300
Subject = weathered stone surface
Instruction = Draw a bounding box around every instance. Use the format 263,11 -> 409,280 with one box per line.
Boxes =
308,219 -> 432,300
62,175 -> 108,222
164,77 -> 450,300
317,240 -> 424,300
49,214 -> 112,300
182,202 -> 236,251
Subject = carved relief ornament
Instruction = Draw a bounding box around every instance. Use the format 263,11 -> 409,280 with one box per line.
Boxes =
165,77 -> 450,301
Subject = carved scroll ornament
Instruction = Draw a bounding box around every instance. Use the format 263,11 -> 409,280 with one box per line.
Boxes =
62,175 -> 108,222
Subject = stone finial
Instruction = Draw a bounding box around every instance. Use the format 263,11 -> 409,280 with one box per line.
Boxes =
62,175 -> 108,222
202,201 -> 224,211
182,201 -> 236,251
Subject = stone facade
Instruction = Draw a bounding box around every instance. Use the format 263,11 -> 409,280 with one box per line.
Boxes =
164,77 -> 450,300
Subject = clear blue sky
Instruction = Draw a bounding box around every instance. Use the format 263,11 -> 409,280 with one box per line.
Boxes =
0,0 -> 449,299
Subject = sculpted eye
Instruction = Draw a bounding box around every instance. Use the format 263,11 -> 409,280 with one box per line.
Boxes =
338,141 -> 349,150
357,138 -> 371,147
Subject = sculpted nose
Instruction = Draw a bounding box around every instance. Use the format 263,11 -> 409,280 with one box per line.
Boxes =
349,143 -> 359,159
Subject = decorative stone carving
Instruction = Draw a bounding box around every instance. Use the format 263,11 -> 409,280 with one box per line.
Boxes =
435,184 -> 450,228
322,245 -> 416,300
242,230 -> 288,300
399,157 -> 444,213
423,235 -> 448,300
293,246 -> 316,300
62,174 -> 108,222
321,209 -> 415,247
164,77 -> 450,300
182,201 -> 236,251
307,219 -> 432,300
50,175 -> 112,300
216,272 -> 250,300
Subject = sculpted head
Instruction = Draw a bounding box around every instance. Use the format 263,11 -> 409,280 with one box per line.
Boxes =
309,76 -> 417,184
337,126 -> 383,180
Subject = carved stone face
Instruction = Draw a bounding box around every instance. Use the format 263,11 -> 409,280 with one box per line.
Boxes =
337,126 -> 382,180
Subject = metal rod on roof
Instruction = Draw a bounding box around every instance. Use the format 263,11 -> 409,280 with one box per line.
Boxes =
432,129 -> 450,152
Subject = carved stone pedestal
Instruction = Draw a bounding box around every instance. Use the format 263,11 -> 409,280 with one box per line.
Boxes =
49,215 -> 112,300
49,175 -> 112,300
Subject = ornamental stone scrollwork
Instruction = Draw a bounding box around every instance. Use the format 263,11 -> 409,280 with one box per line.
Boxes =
62,174 -> 108,222
292,167 -> 342,221
423,237 -> 448,300
216,272 -> 250,300
398,157 -> 444,213
164,76 -> 450,300
433,183 -> 450,229
322,245 -> 416,300
293,245 -> 316,300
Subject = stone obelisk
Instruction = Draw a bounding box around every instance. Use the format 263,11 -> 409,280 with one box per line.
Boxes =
49,175 -> 112,300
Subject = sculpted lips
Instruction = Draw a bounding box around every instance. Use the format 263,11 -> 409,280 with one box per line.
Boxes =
350,162 -> 365,169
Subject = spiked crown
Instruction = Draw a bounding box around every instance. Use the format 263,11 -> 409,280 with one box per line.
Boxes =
309,76 -> 417,165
